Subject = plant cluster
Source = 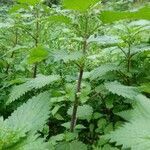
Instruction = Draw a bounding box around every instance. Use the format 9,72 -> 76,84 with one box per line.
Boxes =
0,0 -> 150,150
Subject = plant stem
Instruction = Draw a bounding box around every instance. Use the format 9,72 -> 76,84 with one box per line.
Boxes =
5,29 -> 18,74
70,67 -> 84,132
33,7 -> 39,78
70,15 -> 88,132
127,42 -> 131,85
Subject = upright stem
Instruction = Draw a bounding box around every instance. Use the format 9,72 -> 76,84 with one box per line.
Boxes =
33,7 -> 39,78
5,29 -> 18,74
70,67 -> 84,132
127,42 -> 131,71
127,42 -> 131,85
70,16 -> 88,132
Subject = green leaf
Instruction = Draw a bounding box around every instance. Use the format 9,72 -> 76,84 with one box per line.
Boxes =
105,99 -> 113,109
131,44 -> 150,55
52,105 -> 63,116
90,63 -> 120,80
116,110 -> 132,121
138,82 -> 150,94
87,35 -> 122,45
5,92 -> 50,133
53,50 -> 83,63
9,134 -> 48,150
62,0 -> 100,12
8,74 -> 60,104
105,81 -> 140,100
28,46 -> 49,64
105,95 -> 150,150
0,92 -> 50,149
46,15 -> 71,24
17,0 -> 41,5
100,6 -> 150,23
97,118 -> 107,130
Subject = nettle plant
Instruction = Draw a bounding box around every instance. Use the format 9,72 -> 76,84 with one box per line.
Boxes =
0,0 -> 150,149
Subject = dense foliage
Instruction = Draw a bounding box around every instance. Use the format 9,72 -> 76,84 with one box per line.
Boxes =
0,0 -> 150,149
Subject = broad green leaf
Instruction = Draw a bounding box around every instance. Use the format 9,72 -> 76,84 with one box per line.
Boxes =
0,92 -> 50,149
28,46 -> 49,64
105,95 -> 150,150
53,50 -> 83,63
105,81 -> 140,100
138,82 -> 150,94
5,92 -> 50,132
87,35 -> 122,45
62,0 -> 100,12
46,15 -> 71,24
9,4 -> 29,13
131,44 -> 150,55
90,63 -> 120,80
9,134 -> 48,150
17,0 -> 41,5
100,6 -> 150,23
8,74 -> 60,104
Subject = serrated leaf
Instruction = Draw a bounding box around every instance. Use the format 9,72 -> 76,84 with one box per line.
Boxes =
90,64 -> 120,80
8,133 -> 48,150
105,95 -> 150,150
87,35 -> 122,45
100,6 -> 150,23
17,0 -> 41,5
8,74 -> 60,104
46,15 -> 71,24
131,44 -> 150,55
5,92 -> 50,132
62,0 -> 100,12
53,50 -> 83,62
105,81 -> 140,100
0,92 -> 50,149
28,46 -> 49,64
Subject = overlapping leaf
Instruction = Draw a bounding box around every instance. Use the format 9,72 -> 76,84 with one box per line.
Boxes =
100,6 -> 150,23
28,46 -> 49,64
90,64 -> 120,80
8,74 -> 60,104
17,0 -> 41,5
106,95 -> 150,150
105,81 -> 140,100
62,0 -> 100,12
0,92 -> 50,150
